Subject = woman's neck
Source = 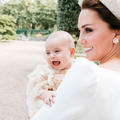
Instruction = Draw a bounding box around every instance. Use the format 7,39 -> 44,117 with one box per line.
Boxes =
99,57 -> 120,72
100,44 -> 120,64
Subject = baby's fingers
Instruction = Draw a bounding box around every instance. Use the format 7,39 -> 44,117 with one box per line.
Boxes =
48,96 -> 53,107
52,94 -> 56,98
45,98 -> 49,105
51,97 -> 55,103
45,98 -> 52,107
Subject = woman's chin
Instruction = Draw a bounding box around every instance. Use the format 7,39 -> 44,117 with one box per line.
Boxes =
86,55 -> 95,61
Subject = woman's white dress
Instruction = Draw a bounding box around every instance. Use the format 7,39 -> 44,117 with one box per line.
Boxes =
31,58 -> 120,120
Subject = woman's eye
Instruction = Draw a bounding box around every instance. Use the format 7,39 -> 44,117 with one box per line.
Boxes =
85,28 -> 93,33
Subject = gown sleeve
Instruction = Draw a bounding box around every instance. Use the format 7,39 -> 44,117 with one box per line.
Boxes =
26,64 -> 50,118
31,58 -> 99,120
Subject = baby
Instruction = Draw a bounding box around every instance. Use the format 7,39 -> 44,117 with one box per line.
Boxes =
26,31 -> 75,118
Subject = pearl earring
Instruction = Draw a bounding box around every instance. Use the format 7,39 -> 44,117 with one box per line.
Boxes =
113,38 -> 119,44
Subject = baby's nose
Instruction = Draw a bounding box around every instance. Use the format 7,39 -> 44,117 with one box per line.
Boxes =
50,53 -> 55,58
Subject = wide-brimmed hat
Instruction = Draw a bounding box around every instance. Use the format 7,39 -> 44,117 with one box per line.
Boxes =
78,0 -> 120,20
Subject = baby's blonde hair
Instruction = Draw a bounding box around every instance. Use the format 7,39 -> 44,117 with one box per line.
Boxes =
46,31 -> 74,48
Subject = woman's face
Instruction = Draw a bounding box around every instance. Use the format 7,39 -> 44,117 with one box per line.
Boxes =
78,9 -> 116,61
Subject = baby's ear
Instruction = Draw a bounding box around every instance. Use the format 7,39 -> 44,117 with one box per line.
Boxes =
70,47 -> 75,57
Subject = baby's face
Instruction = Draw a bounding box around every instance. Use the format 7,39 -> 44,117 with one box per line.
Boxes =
45,38 -> 73,71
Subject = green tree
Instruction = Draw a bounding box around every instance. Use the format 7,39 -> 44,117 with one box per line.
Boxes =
0,14 -> 16,40
33,0 -> 57,29
0,0 -> 57,30
57,0 -> 80,37
57,0 -> 85,55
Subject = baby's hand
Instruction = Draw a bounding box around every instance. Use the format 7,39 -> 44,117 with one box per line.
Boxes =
40,91 -> 56,107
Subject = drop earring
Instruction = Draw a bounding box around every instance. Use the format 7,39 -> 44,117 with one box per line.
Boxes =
113,38 -> 119,44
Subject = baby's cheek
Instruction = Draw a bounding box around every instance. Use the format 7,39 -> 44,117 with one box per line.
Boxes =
56,54 -> 62,58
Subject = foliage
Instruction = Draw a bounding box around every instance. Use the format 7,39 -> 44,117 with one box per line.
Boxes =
34,0 -> 57,29
57,0 -> 85,57
57,0 -> 80,37
0,14 -> 16,40
0,0 -> 57,30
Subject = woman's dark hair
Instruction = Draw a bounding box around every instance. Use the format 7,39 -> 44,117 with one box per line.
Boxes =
81,0 -> 120,30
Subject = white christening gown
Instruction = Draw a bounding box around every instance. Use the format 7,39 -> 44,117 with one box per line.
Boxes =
31,58 -> 120,120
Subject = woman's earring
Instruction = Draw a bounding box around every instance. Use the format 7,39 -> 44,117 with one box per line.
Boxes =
113,38 -> 119,44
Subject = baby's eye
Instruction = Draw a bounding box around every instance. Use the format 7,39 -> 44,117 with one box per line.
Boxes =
46,52 -> 50,55
85,28 -> 93,33
55,50 -> 60,53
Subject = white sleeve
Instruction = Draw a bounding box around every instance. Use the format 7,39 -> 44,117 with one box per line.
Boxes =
26,65 -> 49,118
31,58 -> 98,120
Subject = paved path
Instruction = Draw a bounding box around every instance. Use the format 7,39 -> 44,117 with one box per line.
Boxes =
0,40 -> 46,120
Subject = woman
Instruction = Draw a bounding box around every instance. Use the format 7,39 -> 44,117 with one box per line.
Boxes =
78,0 -> 120,69
31,0 -> 120,120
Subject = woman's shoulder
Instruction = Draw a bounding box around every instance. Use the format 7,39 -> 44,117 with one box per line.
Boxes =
58,58 -> 120,119
74,57 -> 98,68
67,57 -> 120,86
98,67 -> 120,85
69,57 -> 99,75
73,57 -> 120,76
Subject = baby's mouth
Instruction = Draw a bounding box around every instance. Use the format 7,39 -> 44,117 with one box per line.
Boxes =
52,61 -> 60,66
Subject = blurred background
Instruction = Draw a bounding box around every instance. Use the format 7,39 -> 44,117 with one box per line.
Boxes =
0,0 -> 84,54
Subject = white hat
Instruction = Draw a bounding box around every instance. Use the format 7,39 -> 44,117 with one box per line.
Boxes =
78,0 -> 120,20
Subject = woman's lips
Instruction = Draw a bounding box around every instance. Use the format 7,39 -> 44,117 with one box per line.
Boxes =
84,47 -> 93,52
